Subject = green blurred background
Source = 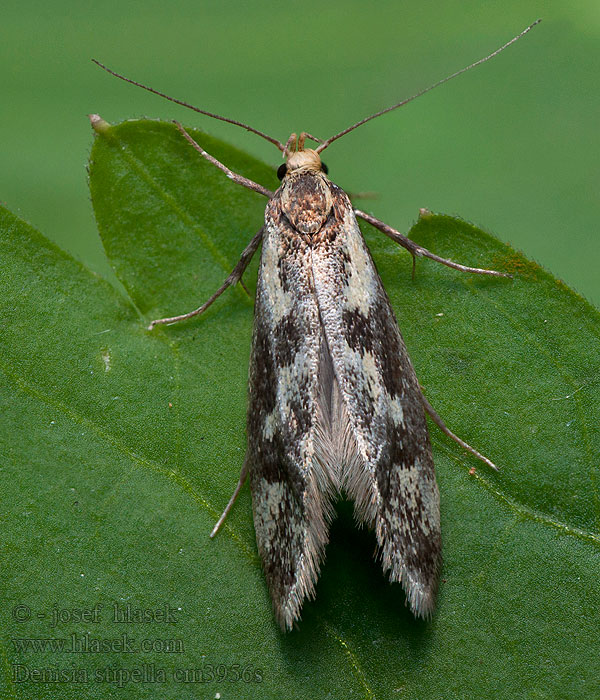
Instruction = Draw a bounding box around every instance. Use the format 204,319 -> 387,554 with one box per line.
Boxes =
2,0 -> 599,304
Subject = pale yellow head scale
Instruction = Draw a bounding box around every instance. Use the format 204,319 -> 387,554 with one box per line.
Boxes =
282,132 -> 325,176
286,148 -> 323,174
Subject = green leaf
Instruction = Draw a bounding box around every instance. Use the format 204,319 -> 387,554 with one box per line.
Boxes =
1,119 -> 598,699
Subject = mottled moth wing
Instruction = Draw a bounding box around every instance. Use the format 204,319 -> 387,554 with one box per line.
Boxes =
247,205 -> 338,631
247,171 -> 440,629
311,183 -> 441,617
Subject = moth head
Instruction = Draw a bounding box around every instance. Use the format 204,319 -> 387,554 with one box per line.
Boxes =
278,132 -> 329,180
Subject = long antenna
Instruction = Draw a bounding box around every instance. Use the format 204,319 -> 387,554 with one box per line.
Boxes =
315,19 -> 541,153
91,59 -> 286,152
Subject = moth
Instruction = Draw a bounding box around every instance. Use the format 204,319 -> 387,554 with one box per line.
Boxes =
93,21 -> 538,631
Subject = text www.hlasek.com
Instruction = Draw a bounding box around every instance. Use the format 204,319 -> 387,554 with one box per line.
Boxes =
12,632 -> 181,654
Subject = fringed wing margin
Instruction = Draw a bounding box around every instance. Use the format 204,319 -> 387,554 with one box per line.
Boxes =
311,185 -> 442,617
246,210 -> 338,631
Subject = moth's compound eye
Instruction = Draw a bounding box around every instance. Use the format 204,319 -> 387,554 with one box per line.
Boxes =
321,162 -> 329,175
277,163 -> 287,180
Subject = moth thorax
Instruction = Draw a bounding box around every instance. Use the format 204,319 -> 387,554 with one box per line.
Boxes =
286,149 -> 322,174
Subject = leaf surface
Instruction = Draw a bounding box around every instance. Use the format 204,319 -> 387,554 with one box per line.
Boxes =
1,120 -> 598,699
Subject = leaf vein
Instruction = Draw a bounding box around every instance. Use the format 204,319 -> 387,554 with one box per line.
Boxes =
438,442 -> 600,546
109,133 -> 232,274
322,621 -> 376,700
0,358 -> 258,563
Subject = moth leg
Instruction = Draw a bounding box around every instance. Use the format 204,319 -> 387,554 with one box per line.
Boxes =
148,226 -> 264,330
420,392 -> 499,471
346,190 -> 378,202
174,121 -> 274,199
210,456 -> 249,538
354,209 -> 511,278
